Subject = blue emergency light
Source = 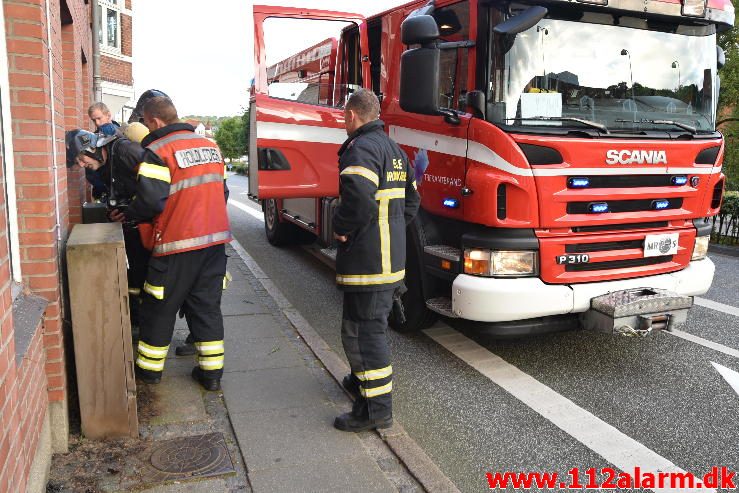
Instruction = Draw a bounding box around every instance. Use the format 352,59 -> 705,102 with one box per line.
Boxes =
589,202 -> 609,213
568,177 -> 590,188
443,198 -> 459,209
671,176 -> 688,186
652,199 -> 670,210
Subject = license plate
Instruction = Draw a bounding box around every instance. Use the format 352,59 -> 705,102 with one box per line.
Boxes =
556,254 -> 590,265
643,233 -> 679,257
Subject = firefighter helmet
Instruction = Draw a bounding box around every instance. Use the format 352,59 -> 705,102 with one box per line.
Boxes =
123,122 -> 149,143
65,129 -> 98,167
128,89 -> 170,123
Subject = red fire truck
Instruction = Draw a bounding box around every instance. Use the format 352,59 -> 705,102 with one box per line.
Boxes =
249,0 -> 734,335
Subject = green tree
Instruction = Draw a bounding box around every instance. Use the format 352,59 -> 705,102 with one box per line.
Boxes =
214,116 -> 245,161
240,109 -> 250,156
718,11 -> 739,190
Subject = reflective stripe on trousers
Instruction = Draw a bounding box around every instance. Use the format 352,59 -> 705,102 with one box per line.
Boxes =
136,341 -> 169,372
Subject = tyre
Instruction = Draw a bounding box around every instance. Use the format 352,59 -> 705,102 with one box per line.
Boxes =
389,219 -> 438,333
263,198 -> 305,246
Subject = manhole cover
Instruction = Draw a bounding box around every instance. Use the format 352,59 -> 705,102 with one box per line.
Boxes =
142,433 -> 234,483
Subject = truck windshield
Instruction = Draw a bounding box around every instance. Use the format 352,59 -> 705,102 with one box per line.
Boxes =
489,11 -> 718,134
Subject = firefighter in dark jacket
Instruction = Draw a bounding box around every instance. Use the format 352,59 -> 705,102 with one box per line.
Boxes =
65,129 -> 148,330
125,96 -> 231,391
333,89 -> 420,432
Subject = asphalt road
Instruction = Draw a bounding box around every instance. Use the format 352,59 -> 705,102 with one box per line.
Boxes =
227,174 -> 739,493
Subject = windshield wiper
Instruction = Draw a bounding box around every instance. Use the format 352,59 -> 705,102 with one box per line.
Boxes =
615,119 -> 697,135
504,117 -> 609,134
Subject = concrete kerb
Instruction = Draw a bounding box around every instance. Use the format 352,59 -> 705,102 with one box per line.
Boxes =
227,239 -> 461,493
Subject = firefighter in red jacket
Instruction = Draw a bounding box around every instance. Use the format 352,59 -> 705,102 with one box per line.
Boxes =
333,89 -> 420,432
125,96 -> 231,391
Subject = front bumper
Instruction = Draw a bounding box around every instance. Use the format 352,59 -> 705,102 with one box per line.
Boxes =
451,259 -> 715,323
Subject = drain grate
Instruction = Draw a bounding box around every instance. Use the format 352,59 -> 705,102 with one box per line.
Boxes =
142,433 -> 234,483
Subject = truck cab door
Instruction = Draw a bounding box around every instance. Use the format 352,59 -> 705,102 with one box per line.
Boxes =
250,6 -> 369,200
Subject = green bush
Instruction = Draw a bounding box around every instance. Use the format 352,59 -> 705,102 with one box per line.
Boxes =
230,163 -> 248,176
721,190 -> 739,216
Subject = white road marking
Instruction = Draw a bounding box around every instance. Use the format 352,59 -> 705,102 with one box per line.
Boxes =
665,330 -> 739,359
712,362 -> 739,398
424,323 -> 714,493
694,297 -> 739,318
228,198 -> 264,222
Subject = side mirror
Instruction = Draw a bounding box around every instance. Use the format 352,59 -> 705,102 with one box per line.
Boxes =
401,15 -> 440,45
493,6 -> 548,36
466,90 -> 486,119
400,45 -> 441,116
717,46 -> 726,69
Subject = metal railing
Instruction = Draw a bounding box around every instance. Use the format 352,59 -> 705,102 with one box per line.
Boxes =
712,192 -> 739,245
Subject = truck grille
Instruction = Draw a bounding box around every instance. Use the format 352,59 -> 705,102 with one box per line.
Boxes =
565,240 -> 643,253
574,175 -> 680,188
538,228 -> 694,284
565,255 -> 673,272
567,198 -> 683,214
572,222 -> 668,233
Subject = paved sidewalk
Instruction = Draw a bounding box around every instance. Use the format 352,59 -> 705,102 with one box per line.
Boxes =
219,244 -> 421,492
47,244 -> 422,492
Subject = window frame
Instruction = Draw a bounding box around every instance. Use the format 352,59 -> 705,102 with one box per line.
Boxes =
434,0 -> 472,112
99,0 -> 123,54
0,2 -> 21,289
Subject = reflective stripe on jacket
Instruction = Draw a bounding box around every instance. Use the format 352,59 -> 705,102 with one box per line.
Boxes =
126,123 -> 231,257
333,120 -> 420,292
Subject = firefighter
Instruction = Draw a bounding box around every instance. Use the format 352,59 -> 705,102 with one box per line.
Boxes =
124,89 -> 201,358
65,129 -> 148,331
125,96 -> 231,391
332,89 -> 420,432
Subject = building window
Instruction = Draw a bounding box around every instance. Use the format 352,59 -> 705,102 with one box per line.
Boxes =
99,0 -> 123,53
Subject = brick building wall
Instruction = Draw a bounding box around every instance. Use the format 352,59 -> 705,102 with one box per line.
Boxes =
120,11 -> 131,58
0,0 -> 93,490
101,55 -> 131,86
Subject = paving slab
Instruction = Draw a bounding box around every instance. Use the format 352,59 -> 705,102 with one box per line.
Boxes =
223,313 -> 284,339
223,336 -> 303,372
248,457 -> 395,493
221,298 -> 270,316
221,366 -> 329,414
138,478 -> 228,493
230,403 -> 366,471
148,374 -> 208,426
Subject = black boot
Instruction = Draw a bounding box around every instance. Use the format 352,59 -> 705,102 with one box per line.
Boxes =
333,411 -> 392,432
191,367 -> 221,391
135,365 -> 161,384
175,334 -> 197,356
342,374 -> 360,399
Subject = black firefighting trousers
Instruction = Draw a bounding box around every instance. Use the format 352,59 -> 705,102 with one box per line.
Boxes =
341,289 -> 394,421
136,243 -> 226,380
123,226 -> 150,329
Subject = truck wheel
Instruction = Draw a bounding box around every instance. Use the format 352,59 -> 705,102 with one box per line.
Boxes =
264,199 -> 302,246
389,220 -> 438,333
